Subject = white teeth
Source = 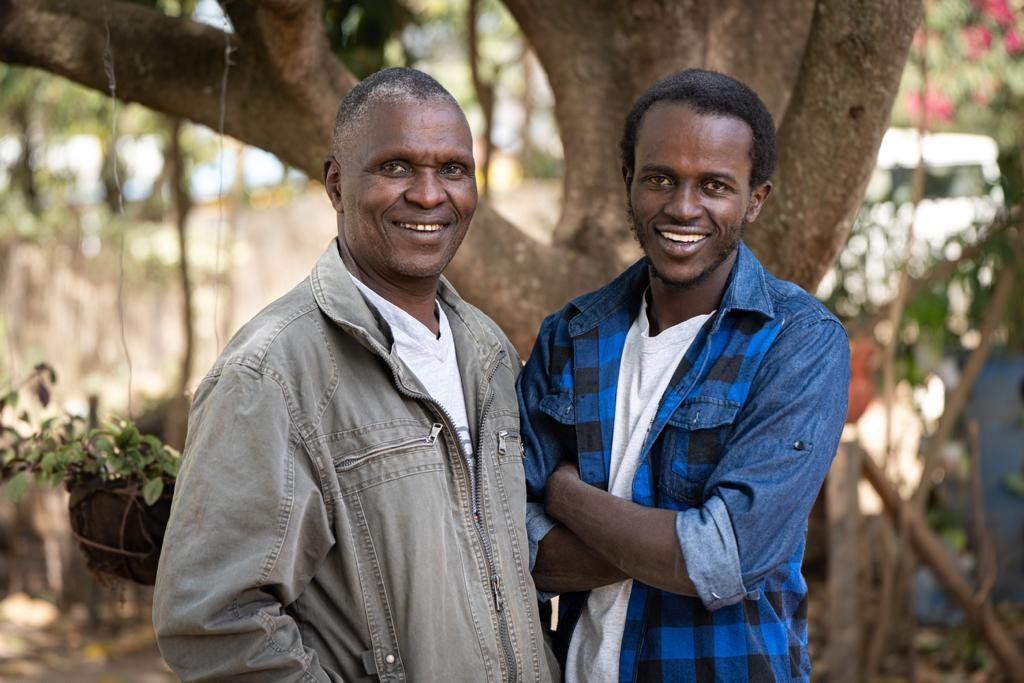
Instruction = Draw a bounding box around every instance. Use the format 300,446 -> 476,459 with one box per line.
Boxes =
661,232 -> 706,243
397,222 -> 444,232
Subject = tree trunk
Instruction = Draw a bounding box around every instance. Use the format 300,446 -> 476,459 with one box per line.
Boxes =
0,0 -> 921,353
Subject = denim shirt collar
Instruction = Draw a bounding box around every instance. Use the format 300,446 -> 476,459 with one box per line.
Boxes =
567,242 -> 775,337
310,238 -> 500,360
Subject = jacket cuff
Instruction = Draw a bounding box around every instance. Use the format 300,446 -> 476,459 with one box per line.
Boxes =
675,496 -> 752,610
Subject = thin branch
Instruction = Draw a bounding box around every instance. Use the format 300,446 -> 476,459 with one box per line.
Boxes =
860,452 -> 1024,681
967,420 -> 998,606
911,255 -> 1016,509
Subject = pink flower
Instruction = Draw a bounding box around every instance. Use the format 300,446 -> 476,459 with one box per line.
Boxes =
974,0 -> 1016,27
906,90 -> 956,124
962,24 -> 994,59
1006,29 -> 1023,55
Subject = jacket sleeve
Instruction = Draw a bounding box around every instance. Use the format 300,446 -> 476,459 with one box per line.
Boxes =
677,316 -> 850,610
153,363 -> 340,681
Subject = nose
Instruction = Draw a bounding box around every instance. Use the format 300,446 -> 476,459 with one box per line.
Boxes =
404,169 -> 446,208
663,183 -> 703,223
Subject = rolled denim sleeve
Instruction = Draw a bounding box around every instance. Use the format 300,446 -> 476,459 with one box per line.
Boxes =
153,363 -> 337,682
526,502 -> 557,571
676,496 -> 751,609
675,316 -> 849,609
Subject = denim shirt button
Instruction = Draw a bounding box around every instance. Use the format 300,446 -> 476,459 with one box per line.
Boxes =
385,653 -> 396,665
793,440 -> 806,451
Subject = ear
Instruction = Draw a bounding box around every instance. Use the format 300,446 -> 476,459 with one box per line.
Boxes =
621,165 -> 633,196
744,181 -> 772,223
324,156 -> 344,213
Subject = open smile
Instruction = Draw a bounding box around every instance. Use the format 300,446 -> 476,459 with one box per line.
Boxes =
654,228 -> 710,252
394,221 -> 449,233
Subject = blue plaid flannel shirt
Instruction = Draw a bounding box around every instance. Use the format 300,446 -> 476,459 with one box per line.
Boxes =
518,243 -> 849,682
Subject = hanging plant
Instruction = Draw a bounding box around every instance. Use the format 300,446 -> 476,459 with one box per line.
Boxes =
1,364 -> 181,584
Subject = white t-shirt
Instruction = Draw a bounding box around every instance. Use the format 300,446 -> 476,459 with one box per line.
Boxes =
565,294 -> 712,683
349,275 -> 474,465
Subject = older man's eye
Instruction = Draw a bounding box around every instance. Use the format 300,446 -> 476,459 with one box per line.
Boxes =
381,161 -> 411,175
440,163 -> 469,178
704,180 -> 729,193
646,175 -> 671,186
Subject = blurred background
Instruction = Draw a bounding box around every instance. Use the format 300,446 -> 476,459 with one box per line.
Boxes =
1,0 -> 1022,680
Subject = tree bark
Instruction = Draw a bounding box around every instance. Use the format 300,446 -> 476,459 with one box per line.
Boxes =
0,0 -> 921,353
756,0 -> 922,289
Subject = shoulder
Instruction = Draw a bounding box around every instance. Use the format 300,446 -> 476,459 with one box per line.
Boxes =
205,277 -> 326,380
763,271 -> 845,339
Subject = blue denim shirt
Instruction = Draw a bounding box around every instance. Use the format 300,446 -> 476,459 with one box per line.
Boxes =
517,243 -> 849,681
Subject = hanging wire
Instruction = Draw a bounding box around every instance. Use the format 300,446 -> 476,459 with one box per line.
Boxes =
102,0 -> 133,419
213,2 -> 236,354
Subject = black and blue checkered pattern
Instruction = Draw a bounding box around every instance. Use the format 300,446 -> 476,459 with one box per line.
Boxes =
519,243 -> 849,682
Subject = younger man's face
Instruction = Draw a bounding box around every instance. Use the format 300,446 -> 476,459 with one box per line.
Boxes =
625,101 -> 770,290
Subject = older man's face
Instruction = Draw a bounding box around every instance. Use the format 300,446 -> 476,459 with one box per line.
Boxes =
327,99 -> 477,290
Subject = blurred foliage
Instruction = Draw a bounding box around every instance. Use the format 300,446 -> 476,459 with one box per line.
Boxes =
323,0 -> 416,77
826,0 -> 1024,370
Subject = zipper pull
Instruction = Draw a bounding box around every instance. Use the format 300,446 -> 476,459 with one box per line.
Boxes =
497,430 -> 508,455
491,574 -> 504,612
427,423 -> 443,444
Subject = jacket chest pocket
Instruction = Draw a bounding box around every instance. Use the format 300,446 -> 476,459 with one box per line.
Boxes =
656,398 -> 740,506
324,420 -> 445,496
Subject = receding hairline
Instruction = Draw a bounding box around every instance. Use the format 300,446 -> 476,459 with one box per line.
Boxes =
331,69 -> 462,157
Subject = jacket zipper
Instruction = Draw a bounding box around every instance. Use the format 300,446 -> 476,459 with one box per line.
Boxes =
373,342 -> 518,682
473,356 -> 518,683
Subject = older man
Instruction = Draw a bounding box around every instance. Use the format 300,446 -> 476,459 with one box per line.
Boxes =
154,68 -> 557,682
519,69 -> 850,681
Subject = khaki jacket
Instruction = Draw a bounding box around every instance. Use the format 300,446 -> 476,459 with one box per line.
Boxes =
153,240 -> 558,682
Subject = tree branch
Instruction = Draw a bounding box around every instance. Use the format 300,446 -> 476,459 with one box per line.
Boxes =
0,0 -> 351,178
753,0 -> 922,290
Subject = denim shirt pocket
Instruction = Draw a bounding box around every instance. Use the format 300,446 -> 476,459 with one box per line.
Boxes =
538,392 -> 575,424
657,397 -> 741,506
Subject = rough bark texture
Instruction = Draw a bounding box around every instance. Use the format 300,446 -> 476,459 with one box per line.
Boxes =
756,0 -> 922,288
0,0 -> 921,353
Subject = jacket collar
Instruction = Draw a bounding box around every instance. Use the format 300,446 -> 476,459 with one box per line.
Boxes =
309,238 -> 501,359
567,242 -> 775,337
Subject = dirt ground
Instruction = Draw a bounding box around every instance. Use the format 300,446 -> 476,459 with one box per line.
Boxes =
0,593 -> 173,682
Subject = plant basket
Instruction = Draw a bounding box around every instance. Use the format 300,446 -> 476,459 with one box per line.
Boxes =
67,477 -> 174,585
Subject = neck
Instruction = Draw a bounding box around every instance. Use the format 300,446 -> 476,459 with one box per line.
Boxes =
646,252 -> 735,335
337,238 -> 441,335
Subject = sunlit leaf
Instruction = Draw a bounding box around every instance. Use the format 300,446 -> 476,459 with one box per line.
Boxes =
4,471 -> 31,502
142,477 -> 164,505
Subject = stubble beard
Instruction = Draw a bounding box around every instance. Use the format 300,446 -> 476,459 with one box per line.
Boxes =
628,204 -> 744,291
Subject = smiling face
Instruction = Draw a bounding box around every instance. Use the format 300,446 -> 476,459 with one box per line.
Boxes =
325,98 -> 477,295
625,101 -> 771,307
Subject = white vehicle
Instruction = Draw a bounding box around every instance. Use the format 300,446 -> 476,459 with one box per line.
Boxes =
864,128 -> 1004,251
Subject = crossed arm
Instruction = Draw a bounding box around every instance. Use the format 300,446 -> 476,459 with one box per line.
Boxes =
521,316 -> 850,605
533,462 -> 696,596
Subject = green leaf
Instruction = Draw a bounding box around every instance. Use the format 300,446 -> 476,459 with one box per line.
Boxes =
142,477 -> 164,505
1002,473 -> 1024,499
1,391 -> 17,410
4,471 -> 31,503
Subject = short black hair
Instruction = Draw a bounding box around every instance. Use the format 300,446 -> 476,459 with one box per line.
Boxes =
332,67 -> 460,154
620,69 -> 777,187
